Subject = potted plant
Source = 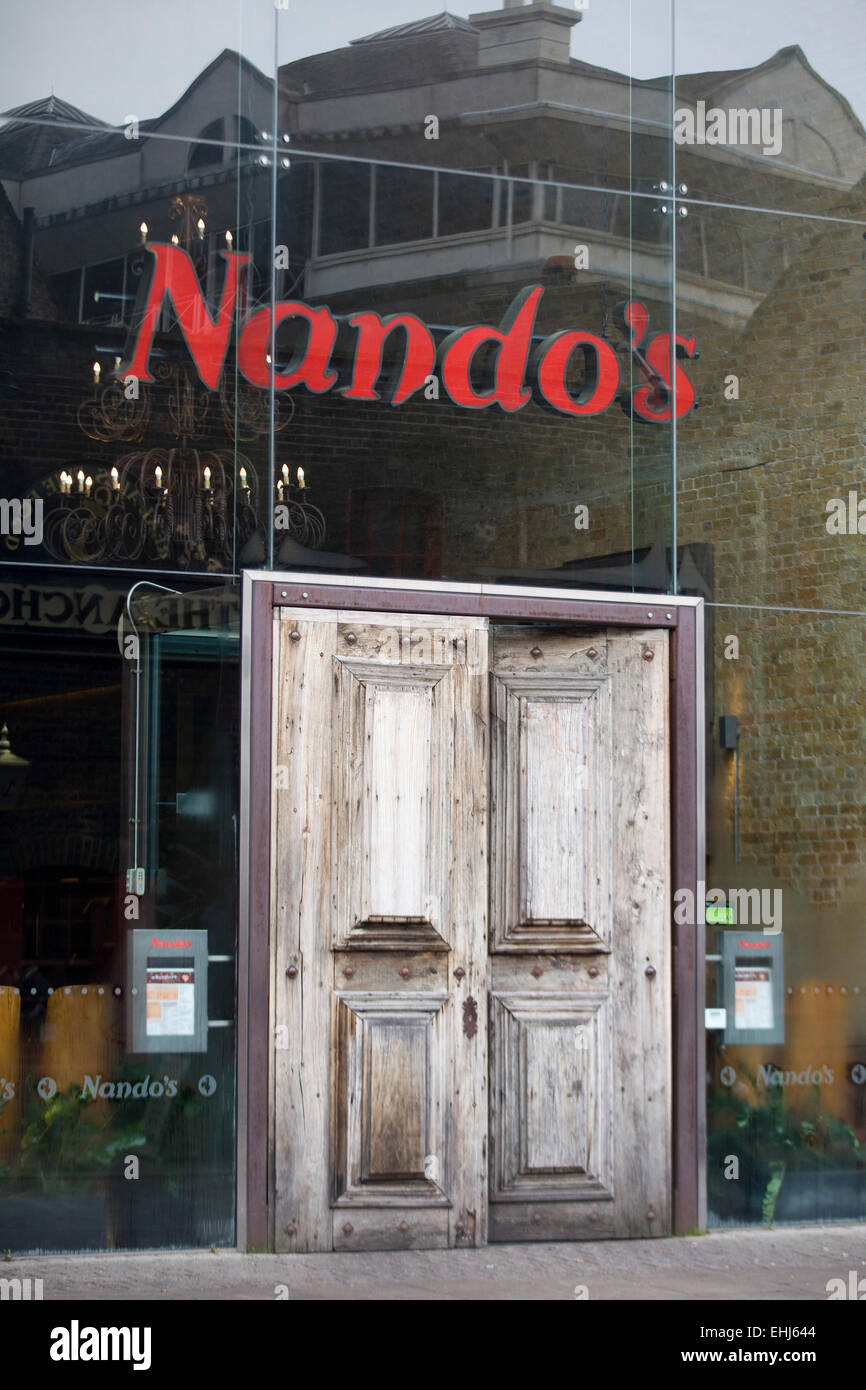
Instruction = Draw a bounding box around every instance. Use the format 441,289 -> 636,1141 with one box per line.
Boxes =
0,1076 -> 146,1251
707,1069 -> 862,1226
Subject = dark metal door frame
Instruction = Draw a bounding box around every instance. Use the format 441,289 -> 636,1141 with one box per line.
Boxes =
238,571 -> 706,1249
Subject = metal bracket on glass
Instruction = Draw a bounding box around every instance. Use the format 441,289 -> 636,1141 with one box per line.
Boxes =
652,183 -> 689,216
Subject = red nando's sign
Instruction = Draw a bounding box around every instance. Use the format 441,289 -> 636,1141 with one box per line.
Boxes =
120,243 -> 697,422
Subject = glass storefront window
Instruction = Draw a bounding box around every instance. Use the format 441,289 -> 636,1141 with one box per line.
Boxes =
704,608 -> 866,1226
0,575 -> 239,1250
1,0 -> 865,1253
671,0 -> 866,1228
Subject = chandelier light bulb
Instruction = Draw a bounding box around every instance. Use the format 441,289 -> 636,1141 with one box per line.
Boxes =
77,470 -> 85,492
92,361 -> 101,384
297,467 -> 305,489
197,218 -> 206,239
203,465 -> 212,490
239,466 -> 247,487
281,464 -> 289,484
85,475 -> 93,497
225,230 -> 233,247
110,467 -> 120,491
171,234 -> 179,245
154,465 -> 163,488
140,221 -> 148,244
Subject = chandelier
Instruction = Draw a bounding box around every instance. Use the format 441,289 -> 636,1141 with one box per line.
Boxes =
47,453 -> 256,571
38,196 -> 326,569
43,362 -> 264,569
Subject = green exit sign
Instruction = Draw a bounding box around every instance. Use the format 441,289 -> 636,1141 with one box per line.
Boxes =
706,903 -> 734,924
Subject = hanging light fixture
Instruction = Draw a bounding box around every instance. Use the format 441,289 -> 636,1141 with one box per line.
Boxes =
0,724 -> 30,810
35,197 -> 304,568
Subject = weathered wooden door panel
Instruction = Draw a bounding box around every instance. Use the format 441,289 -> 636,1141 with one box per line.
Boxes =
332,653 -> 452,949
272,611 -> 488,1252
490,637 -> 612,951
332,991 -> 450,1196
271,611 -> 669,1250
488,627 -> 670,1241
490,983 -> 613,1195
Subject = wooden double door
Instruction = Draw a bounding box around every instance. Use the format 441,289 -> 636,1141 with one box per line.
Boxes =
271,607 -> 670,1250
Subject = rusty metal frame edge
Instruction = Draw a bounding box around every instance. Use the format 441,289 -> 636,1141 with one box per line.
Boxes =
238,571 -> 274,1250
239,570 -> 705,1246
669,602 -> 707,1234
269,575 -> 686,627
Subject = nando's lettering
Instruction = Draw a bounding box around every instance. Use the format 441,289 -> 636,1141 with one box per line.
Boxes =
120,244 -> 697,423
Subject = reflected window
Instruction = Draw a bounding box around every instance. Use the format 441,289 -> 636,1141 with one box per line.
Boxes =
375,166 -> 434,246
235,116 -> 261,154
438,171 -> 494,237
547,167 -> 613,232
188,119 -> 225,171
509,172 -> 533,226
319,163 -> 370,255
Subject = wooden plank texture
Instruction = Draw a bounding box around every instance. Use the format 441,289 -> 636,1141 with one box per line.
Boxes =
488,625 -> 670,1240
272,608 -> 489,1250
272,610 -> 337,1251
270,608 -> 671,1250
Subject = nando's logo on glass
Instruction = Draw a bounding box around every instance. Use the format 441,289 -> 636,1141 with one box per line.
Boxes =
120,243 -> 697,423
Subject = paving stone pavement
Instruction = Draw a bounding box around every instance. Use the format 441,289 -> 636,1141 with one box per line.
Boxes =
4,1223 -> 866,1300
